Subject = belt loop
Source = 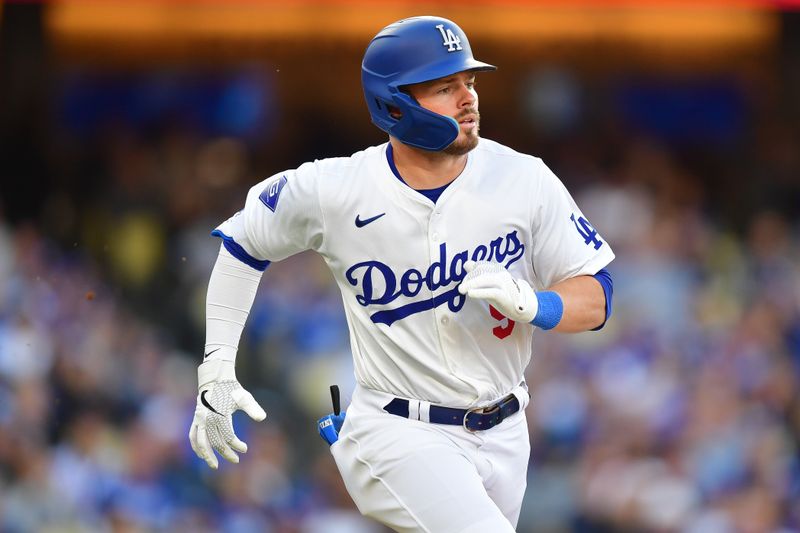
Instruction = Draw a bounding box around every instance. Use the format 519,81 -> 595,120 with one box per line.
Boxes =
511,383 -> 529,411
408,399 -> 421,421
419,401 -> 431,423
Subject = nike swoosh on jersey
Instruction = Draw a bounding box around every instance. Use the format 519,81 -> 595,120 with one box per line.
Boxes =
200,390 -> 221,415
355,213 -> 386,228
204,348 -> 221,359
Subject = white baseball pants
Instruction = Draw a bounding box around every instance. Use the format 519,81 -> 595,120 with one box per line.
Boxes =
331,385 -> 530,533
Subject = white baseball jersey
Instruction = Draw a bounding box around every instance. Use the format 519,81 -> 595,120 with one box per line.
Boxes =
216,138 -> 614,407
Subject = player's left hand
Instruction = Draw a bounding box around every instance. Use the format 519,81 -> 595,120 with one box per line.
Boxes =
458,260 -> 538,323
189,359 -> 266,469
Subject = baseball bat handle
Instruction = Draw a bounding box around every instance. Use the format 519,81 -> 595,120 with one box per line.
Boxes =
330,385 -> 341,416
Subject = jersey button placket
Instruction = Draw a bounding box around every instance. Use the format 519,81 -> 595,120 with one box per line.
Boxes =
427,207 -> 459,375
428,208 -> 444,244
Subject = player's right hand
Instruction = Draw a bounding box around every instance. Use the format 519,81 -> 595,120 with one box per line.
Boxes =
189,359 -> 266,469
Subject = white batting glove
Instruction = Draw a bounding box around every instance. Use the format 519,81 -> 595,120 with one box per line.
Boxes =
458,260 -> 538,323
188,359 -> 266,469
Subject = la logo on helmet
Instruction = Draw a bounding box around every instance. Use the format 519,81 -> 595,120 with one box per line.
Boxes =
436,24 -> 463,52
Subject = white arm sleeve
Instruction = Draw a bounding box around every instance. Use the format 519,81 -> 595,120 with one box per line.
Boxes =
204,244 -> 263,364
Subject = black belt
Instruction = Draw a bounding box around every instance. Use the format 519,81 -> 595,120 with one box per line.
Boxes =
383,393 -> 520,432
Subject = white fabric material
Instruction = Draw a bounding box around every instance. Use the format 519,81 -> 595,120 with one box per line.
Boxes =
204,245 -> 263,363
215,139 -> 614,406
408,399 -> 420,421
330,385 -> 529,532
197,358 -> 236,389
419,401 -> 431,423
458,260 -> 539,323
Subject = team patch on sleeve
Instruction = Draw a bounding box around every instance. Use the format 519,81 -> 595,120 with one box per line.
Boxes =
570,213 -> 603,250
258,174 -> 288,212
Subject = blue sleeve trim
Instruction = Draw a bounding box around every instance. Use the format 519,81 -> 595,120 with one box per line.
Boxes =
531,291 -> 564,330
591,267 -> 614,331
211,229 -> 271,272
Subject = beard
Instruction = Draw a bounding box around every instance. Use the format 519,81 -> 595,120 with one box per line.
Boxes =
443,109 -> 480,156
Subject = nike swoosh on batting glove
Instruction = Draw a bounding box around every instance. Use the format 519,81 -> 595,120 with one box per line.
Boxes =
458,260 -> 538,323
188,359 -> 266,469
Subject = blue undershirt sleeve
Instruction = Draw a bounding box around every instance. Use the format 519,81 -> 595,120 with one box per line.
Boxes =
591,267 -> 613,331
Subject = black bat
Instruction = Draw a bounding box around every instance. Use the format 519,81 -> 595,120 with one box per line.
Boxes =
330,384 -> 341,416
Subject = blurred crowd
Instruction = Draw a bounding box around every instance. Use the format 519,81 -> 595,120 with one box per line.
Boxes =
2,31 -> 800,533
0,218 -> 371,533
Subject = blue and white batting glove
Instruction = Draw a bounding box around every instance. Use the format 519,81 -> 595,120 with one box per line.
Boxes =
458,260 -> 538,323
189,359 -> 266,469
318,412 -> 346,446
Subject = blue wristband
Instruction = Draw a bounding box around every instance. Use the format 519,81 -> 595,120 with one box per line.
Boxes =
530,291 -> 564,330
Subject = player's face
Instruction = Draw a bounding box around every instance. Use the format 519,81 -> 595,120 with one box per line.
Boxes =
407,71 -> 480,155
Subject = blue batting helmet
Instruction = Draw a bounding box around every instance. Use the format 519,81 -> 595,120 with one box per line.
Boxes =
362,16 -> 496,151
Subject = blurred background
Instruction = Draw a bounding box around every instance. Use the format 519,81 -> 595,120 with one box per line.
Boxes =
1,1 -> 799,531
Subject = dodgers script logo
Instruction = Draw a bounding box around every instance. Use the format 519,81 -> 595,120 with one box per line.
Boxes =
346,230 -> 524,326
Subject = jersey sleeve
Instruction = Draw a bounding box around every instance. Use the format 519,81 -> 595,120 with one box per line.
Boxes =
530,162 -> 615,289
213,161 -> 325,268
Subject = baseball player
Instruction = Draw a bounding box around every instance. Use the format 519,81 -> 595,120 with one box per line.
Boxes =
189,16 -> 614,532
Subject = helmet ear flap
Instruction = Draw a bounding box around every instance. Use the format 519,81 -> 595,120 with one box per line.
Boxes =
388,91 -> 459,151
372,96 -> 388,112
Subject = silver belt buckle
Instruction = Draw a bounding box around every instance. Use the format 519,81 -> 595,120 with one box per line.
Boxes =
464,399 -> 507,432
462,405 -> 486,433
